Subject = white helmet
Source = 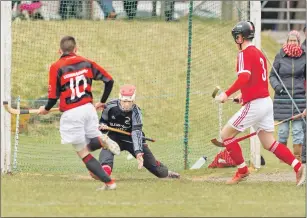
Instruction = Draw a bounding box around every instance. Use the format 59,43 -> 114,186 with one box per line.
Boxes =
119,84 -> 136,101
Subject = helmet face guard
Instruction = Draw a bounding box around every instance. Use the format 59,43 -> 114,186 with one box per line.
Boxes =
119,100 -> 134,112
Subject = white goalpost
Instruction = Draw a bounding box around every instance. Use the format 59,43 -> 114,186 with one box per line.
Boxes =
249,1 -> 262,170
1,1 -> 12,174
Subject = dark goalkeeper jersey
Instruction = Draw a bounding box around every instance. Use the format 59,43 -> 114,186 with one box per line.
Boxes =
99,99 -> 144,153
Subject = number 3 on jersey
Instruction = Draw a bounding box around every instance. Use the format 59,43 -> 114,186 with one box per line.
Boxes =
70,75 -> 87,100
260,57 -> 267,81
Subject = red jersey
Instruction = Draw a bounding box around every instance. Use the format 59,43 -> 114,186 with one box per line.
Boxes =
236,45 -> 269,104
48,53 -> 113,111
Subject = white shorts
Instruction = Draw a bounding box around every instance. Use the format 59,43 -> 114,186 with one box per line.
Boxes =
228,97 -> 274,132
60,103 -> 102,151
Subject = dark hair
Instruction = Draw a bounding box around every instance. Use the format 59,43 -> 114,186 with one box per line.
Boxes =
304,26 -> 306,33
60,36 -> 76,53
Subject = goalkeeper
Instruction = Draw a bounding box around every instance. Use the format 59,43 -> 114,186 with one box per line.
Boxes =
90,84 -> 180,179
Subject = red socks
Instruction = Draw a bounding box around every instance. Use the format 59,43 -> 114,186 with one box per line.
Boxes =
269,141 -> 301,172
224,139 -> 301,174
225,138 -> 248,174
102,165 -> 112,176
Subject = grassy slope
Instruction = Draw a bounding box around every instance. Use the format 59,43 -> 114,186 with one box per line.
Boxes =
3,19 -> 303,217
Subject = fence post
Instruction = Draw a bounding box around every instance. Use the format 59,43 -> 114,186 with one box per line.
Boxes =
183,0 -> 193,170
249,1 -> 262,170
1,1 -> 12,174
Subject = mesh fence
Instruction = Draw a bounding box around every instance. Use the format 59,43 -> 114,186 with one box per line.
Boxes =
187,1 -> 250,168
10,0 -> 251,175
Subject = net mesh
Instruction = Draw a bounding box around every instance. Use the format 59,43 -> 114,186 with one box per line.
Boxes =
188,1 -> 251,168
10,0 -> 251,175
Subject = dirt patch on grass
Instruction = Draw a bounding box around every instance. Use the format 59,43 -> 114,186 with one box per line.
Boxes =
190,171 -> 296,183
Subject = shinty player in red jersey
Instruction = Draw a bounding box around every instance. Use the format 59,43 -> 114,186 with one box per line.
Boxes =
37,36 -> 120,190
215,21 -> 305,185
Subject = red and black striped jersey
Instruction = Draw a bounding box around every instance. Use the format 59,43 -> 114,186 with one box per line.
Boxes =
48,53 -> 113,111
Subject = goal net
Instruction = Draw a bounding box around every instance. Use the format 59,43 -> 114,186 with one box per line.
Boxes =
2,0 -> 261,175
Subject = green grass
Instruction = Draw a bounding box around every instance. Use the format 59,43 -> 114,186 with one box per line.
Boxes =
2,151 -> 306,217
1,179 -> 305,217
3,19 -> 301,217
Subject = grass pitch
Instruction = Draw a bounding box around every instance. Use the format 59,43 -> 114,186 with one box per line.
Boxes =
2,153 -> 305,217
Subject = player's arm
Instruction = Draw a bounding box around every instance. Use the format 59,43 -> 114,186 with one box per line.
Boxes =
225,73 -> 250,97
45,65 -> 60,109
100,79 -> 113,103
131,106 -> 144,156
98,102 -> 113,130
91,61 -> 114,103
98,114 -> 109,131
99,112 -> 109,125
269,53 -> 284,94
131,106 -> 144,169
38,65 -> 59,114
224,51 -> 252,96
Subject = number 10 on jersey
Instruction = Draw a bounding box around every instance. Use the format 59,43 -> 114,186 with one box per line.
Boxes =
70,75 -> 87,100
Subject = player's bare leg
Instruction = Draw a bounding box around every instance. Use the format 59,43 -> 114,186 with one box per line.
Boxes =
258,131 -> 305,186
76,144 -> 116,190
220,124 -> 250,184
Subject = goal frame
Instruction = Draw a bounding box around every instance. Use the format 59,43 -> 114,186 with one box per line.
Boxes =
250,1 -> 262,170
1,1 -> 12,173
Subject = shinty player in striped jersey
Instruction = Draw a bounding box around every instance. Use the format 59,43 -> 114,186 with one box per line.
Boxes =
37,36 -> 120,190
89,84 -> 180,180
